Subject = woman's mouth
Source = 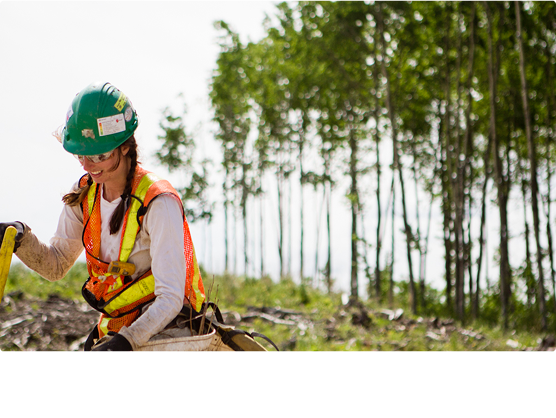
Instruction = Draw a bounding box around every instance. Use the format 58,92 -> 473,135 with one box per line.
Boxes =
90,170 -> 102,177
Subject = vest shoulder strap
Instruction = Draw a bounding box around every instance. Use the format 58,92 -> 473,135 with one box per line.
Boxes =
120,168 -> 182,261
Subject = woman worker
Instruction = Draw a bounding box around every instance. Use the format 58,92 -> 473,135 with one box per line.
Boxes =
0,81 -> 205,351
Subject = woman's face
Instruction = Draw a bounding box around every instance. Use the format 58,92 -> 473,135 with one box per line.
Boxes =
80,145 -> 130,184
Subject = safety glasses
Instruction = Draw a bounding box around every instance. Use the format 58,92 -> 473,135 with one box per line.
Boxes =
54,127 -> 116,164
74,150 -> 115,164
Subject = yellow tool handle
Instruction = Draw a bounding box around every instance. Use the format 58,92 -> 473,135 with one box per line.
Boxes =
0,226 -> 17,301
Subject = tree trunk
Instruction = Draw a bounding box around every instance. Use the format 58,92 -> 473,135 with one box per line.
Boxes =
437,114 -> 454,313
243,211 -> 248,276
224,195 -> 229,273
299,138 -> 305,282
277,165 -> 284,279
287,172 -> 292,277
421,193 -> 433,314
544,34 -> 556,313
460,0 -> 478,318
409,136 -> 425,312
460,1 -> 477,320
233,200 -> 238,275
377,2 -> 417,314
449,1 -> 466,323
375,168 -> 383,301
372,34 -> 383,300
260,193 -> 265,277
326,179 -> 332,293
240,157 -> 250,277
518,159 -> 535,307
314,183 -> 324,288
474,134 -> 493,319
224,168 -> 230,273
515,1 -> 547,330
389,178 -> 395,308
484,1 -> 512,329
349,129 -> 359,301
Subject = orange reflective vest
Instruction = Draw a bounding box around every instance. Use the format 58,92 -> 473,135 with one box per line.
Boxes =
79,166 -> 205,338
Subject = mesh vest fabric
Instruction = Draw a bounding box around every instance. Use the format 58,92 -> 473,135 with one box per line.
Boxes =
79,166 -> 205,338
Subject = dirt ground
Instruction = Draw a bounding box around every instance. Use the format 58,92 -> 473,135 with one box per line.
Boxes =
0,291 -> 268,351
0,291 -> 99,351
1,291 -> 555,351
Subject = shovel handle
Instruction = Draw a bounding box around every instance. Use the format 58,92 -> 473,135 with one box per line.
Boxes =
0,226 -> 17,301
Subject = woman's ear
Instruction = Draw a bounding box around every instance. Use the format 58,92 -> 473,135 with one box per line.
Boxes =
120,145 -> 130,156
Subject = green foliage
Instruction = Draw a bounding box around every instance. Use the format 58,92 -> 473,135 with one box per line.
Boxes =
207,272 -> 339,314
205,272 -> 547,351
156,102 -> 194,172
5,262 -> 87,301
156,98 -> 213,223
204,0 -> 556,332
3,263 -> 550,350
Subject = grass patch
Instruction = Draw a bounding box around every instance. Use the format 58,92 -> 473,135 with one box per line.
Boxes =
2,262 -> 551,351
5,262 -> 87,300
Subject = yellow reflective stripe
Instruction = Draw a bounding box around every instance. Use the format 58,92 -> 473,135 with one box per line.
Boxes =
99,317 -> 111,336
87,183 -> 97,216
119,173 -> 162,262
191,247 -> 205,312
106,276 -> 124,293
103,275 -> 155,314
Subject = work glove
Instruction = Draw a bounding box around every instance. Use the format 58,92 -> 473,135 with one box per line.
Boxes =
0,222 -> 25,252
91,332 -> 133,351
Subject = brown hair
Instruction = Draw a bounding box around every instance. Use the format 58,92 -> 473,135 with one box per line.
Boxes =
62,136 -> 140,235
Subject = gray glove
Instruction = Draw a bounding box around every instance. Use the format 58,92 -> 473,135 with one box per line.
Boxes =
0,222 -> 25,252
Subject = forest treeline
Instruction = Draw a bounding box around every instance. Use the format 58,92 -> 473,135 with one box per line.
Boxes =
156,1 -> 556,332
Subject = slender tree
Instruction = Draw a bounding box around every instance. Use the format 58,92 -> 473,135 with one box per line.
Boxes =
376,1 -> 417,314
515,1 -> 547,330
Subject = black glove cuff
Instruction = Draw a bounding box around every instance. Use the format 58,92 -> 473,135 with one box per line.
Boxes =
91,333 -> 133,351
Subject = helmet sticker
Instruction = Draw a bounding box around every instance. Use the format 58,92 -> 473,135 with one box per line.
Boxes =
114,93 -> 127,112
66,105 -> 74,122
124,106 -> 133,122
97,114 -> 126,137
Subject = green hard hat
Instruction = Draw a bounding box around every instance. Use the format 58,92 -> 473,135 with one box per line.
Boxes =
62,81 -> 138,156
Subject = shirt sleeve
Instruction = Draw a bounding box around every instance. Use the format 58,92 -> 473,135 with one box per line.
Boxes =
119,193 -> 187,348
15,188 -> 84,282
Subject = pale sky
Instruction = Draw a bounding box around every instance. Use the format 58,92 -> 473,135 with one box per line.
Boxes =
0,0 -> 512,296
0,0 -> 362,290
0,1 -> 279,267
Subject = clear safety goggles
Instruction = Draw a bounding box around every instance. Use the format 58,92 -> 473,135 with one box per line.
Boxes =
74,150 -> 115,164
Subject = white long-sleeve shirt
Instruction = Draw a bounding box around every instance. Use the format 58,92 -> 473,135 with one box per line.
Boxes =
16,180 -> 189,349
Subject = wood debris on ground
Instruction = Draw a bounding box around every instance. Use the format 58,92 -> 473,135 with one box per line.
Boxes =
1,292 -> 554,351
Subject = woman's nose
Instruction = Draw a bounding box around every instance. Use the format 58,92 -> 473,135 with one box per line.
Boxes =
81,157 -> 94,171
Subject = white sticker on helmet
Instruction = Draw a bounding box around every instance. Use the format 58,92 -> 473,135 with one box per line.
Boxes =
124,106 -> 133,122
97,114 -> 125,136
66,105 -> 73,122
